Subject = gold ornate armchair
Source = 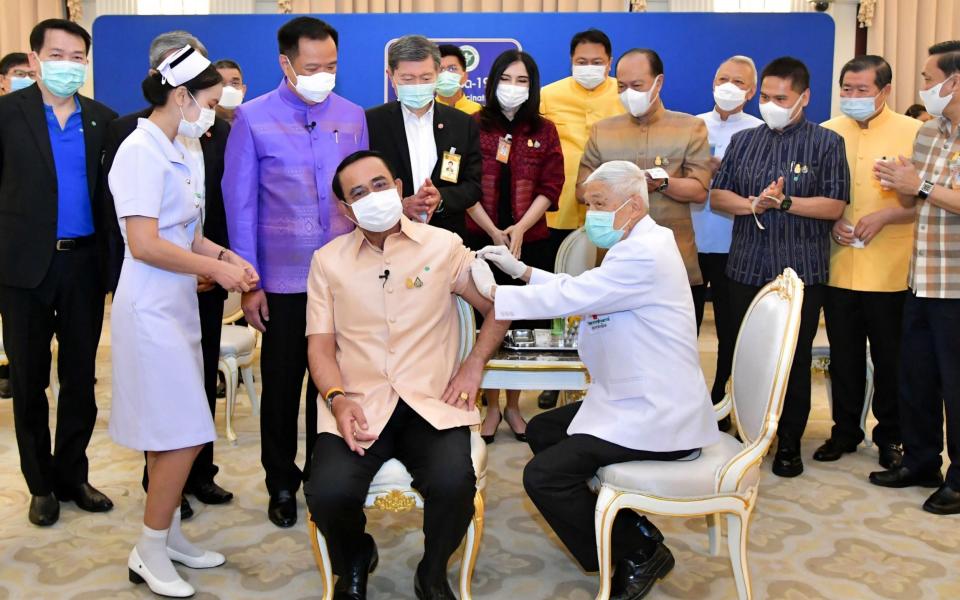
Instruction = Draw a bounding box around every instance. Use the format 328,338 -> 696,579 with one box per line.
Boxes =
307,296 -> 487,600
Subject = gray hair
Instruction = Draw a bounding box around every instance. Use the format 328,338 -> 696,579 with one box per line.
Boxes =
387,35 -> 440,72
584,161 -> 649,209
149,31 -> 208,69
716,55 -> 758,86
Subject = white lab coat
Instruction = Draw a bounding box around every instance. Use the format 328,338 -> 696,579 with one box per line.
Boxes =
495,216 -> 720,452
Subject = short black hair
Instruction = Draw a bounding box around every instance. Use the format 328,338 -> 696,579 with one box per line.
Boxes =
929,40 -> 960,55
616,48 -> 664,77
839,55 -> 892,89
904,104 -> 928,119
480,50 -> 543,131
570,29 -> 612,59
332,150 -> 399,202
932,50 -> 960,77
30,19 -> 92,56
760,56 -> 810,93
213,59 -> 242,76
438,44 -> 467,71
278,16 -> 338,59
0,52 -> 29,76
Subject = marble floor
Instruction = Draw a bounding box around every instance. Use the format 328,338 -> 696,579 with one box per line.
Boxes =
0,306 -> 957,600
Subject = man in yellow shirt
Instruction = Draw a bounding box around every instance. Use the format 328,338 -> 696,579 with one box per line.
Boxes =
538,29 -> 624,408
436,44 -> 481,115
818,55 -> 919,470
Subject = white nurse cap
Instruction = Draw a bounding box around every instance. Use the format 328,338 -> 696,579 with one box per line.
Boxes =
156,45 -> 211,86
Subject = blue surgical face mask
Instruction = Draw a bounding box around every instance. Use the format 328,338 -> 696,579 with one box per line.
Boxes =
39,59 -> 86,98
585,200 -> 632,248
9,76 -> 35,92
396,82 -> 437,110
839,96 -> 879,121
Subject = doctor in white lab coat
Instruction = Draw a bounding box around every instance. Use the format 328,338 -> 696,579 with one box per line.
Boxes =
471,160 -> 719,600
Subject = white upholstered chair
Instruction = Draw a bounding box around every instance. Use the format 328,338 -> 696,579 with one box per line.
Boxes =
555,227 -> 597,277
308,296 -> 487,600
219,292 -> 260,442
592,268 -> 804,600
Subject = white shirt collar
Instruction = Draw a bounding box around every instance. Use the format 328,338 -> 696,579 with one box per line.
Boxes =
710,108 -> 747,123
401,101 -> 435,123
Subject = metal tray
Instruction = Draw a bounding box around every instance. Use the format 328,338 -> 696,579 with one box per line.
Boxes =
503,329 -> 578,352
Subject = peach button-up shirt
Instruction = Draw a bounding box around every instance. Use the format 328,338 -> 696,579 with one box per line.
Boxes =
306,216 -> 479,447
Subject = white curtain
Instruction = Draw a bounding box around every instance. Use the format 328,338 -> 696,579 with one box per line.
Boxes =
867,0 -> 960,112
0,0 -> 65,59
290,0 -> 627,12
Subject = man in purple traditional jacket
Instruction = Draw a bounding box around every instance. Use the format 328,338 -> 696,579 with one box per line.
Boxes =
222,15 -> 368,528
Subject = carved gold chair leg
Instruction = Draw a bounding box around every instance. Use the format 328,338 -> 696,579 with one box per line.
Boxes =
460,491 -> 485,600
307,514 -> 335,600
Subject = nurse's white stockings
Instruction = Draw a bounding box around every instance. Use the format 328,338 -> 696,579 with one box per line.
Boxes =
136,524 -> 181,582
167,508 -> 203,558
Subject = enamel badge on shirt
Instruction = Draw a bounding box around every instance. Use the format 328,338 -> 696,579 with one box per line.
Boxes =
441,148 -> 461,184
496,135 -> 512,164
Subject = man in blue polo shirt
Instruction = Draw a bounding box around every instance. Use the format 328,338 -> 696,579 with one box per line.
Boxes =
712,57 -> 850,478
0,19 -> 117,527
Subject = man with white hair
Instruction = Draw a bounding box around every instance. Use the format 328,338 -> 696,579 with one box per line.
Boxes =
103,29 -> 235,518
471,160 -> 719,600
692,56 -> 763,429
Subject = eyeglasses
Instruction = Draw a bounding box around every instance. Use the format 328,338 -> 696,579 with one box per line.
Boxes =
9,69 -> 36,78
441,66 -> 462,74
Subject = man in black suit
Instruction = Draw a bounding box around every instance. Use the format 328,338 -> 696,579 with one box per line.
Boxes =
0,19 -> 117,527
101,31 -> 234,519
366,35 -> 481,239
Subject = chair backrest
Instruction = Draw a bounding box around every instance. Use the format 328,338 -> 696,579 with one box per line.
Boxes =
223,292 -> 244,325
455,295 -> 477,363
717,268 -> 804,493
554,228 -> 597,276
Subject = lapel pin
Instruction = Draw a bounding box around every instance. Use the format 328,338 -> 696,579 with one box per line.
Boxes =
527,139 -> 533,147
654,156 -> 662,166
90,120 -> 97,127
534,140 -> 541,148
438,123 -> 444,130
414,276 -> 423,288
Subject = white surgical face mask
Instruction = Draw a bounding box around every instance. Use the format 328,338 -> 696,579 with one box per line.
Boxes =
619,76 -> 661,118
759,94 -> 803,130
919,75 -> 956,118
290,66 -> 336,104
219,85 -> 244,109
572,65 -> 606,90
496,83 -> 529,110
713,82 -> 747,112
348,187 -> 403,233
178,93 -> 216,139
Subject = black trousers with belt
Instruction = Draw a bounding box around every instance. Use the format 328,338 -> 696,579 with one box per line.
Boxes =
142,288 -> 224,490
0,244 -> 104,496
728,280 -> 825,446
522,402 -> 694,572
304,401 -> 475,579
898,293 -> 960,489
823,287 -> 904,447
691,252 -> 735,404
260,292 -> 318,496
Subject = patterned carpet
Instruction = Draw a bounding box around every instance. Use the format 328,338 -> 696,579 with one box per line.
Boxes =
0,310 -> 957,600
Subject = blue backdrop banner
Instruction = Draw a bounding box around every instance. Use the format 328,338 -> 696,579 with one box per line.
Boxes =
92,12 -> 835,120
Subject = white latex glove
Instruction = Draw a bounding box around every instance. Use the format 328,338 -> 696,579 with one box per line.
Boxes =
476,245 -> 527,279
470,258 -> 497,300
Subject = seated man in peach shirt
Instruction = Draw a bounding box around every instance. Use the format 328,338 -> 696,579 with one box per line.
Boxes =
303,150 -> 510,600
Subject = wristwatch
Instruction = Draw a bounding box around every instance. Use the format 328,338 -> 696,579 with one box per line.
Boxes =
324,389 -> 345,411
918,180 -> 935,200
779,193 -> 793,211
656,179 -> 669,193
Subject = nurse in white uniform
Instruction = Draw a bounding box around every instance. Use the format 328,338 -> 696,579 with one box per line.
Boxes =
471,161 -> 719,600
108,46 -> 258,598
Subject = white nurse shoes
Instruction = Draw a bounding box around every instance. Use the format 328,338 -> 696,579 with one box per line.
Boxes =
128,547 -> 195,598
167,547 -> 226,569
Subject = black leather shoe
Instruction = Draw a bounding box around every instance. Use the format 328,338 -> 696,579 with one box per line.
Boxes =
414,563 -> 456,600
869,466 -> 943,489
772,442 -> 803,478
188,481 -> 234,505
878,443 -> 904,470
538,390 -> 559,409
812,438 -> 858,462
635,516 -> 664,544
922,484 -> 960,515
333,534 -> 378,600
57,483 -> 113,512
268,490 -> 297,528
180,495 -> 194,520
610,543 -> 675,600
29,493 -> 59,526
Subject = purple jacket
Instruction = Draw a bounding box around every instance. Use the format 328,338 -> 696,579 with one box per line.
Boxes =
223,81 -> 368,293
